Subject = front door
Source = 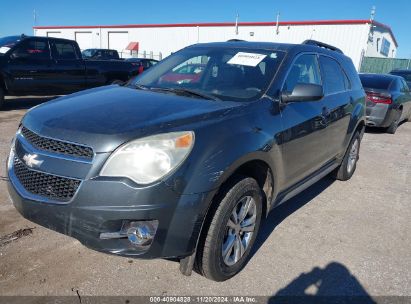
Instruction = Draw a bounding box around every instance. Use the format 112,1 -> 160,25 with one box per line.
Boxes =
279,53 -> 329,188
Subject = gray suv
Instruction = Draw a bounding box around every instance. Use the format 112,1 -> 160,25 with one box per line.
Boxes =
7,40 -> 365,281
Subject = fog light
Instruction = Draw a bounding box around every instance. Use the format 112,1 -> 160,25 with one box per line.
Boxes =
99,220 -> 158,248
126,220 -> 158,246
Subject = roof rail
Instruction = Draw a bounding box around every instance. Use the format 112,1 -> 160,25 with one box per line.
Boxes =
227,39 -> 246,42
302,39 -> 343,54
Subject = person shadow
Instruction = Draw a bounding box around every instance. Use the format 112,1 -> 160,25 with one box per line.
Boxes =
268,262 -> 376,304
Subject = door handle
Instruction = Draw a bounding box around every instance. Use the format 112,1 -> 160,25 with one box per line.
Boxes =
29,70 -> 38,73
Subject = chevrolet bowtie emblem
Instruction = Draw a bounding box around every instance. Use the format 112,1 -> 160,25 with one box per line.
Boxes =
23,153 -> 43,168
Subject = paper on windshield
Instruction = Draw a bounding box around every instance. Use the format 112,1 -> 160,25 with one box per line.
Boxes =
0,47 -> 10,54
227,52 -> 267,67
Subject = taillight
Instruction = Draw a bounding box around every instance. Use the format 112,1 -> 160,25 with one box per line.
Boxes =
366,92 -> 392,104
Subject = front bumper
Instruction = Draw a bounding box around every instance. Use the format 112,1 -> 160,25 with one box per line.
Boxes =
8,161 -> 211,259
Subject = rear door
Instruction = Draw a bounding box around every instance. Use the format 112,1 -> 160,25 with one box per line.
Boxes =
5,38 -> 54,94
49,39 -> 86,94
279,53 -> 330,187
318,55 -> 352,160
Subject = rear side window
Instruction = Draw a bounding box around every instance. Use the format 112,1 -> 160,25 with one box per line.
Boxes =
400,79 -> 410,92
391,71 -> 411,82
319,56 -> 347,94
53,41 -> 78,60
12,39 -> 50,60
359,75 -> 393,90
283,54 -> 321,93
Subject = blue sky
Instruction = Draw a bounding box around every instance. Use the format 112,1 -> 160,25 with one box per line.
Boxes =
0,0 -> 410,57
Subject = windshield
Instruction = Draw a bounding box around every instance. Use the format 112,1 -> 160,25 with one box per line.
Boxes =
129,47 -> 285,101
360,74 -> 393,90
0,36 -> 21,55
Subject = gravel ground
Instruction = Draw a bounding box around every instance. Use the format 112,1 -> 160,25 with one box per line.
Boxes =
0,97 -> 410,299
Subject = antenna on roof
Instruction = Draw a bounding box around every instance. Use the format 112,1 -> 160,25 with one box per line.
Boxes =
276,12 -> 280,35
33,9 -> 37,26
235,13 -> 239,35
368,6 -> 376,42
370,6 -> 376,22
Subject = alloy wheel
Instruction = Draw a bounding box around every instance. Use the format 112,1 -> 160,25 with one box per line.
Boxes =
222,196 -> 257,266
347,138 -> 359,173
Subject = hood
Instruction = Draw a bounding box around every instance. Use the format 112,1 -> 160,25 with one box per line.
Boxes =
22,85 -> 242,152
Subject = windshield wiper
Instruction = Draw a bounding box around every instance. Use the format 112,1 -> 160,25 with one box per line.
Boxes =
150,87 -> 220,101
132,84 -> 150,90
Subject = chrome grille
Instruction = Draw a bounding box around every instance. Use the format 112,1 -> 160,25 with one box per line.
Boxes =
21,126 -> 94,159
13,157 -> 81,202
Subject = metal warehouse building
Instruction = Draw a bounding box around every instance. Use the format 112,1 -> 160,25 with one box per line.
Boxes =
33,19 -> 398,69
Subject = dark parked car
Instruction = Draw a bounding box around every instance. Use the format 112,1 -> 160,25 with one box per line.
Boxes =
125,58 -> 158,74
390,69 -> 411,87
359,73 -> 411,133
160,63 -> 205,84
7,40 -> 365,281
0,35 -> 140,109
82,48 -> 120,60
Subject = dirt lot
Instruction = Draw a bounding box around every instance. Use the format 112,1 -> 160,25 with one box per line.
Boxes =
0,97 -> 410,298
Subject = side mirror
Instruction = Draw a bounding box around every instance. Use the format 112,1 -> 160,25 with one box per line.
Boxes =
281,83 -> 324,103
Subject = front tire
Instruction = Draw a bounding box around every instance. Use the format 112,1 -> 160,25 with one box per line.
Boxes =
197,177 -> 263,281
333,131 -> 361,181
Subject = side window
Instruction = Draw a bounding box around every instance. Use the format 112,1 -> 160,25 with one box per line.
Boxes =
342,69 -> 351,90
283,54 -> 321,93
53,41 -> 78,60
12,39 -> 50,60
319,56 -> 346,94
401,79 -> 409,92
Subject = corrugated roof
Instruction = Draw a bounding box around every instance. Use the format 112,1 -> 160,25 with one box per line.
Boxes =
33,19 -> 398,47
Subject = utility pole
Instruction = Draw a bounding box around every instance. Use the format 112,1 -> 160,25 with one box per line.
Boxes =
235,13 -> 239,35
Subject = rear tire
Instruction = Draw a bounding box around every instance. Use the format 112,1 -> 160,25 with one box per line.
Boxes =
0,87 -> 5,110
333,131 -> 361,181
197,177 -> 263,281
386,109 -> 402,134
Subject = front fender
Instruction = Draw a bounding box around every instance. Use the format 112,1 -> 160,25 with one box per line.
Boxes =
165,112 -> 282,196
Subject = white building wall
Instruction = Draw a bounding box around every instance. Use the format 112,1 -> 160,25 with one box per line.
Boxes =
34,22 -> 394,69
365,25 -> 397,58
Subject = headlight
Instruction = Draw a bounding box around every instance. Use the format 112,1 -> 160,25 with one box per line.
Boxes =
100,131 -> 194,184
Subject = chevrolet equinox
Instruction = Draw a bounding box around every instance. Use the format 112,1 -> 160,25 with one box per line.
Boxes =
7,40 -> 366,281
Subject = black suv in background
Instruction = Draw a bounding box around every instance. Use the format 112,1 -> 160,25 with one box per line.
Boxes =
390,69 -> 411,87
7,40 -> 365,281
81,48 -> 121,60
0,35 -> 139,109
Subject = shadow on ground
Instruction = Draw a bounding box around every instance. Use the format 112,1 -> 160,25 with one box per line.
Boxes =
268,262 -> 376,304
3,96 -> 59,111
